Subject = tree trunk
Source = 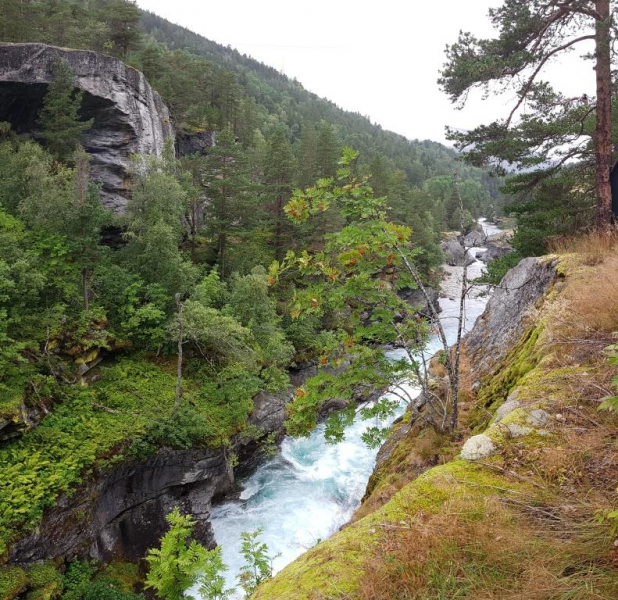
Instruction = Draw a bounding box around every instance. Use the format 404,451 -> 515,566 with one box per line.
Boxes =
82,269 -> 89,312
594,0 -> 613,228
451,174 -> 468,432
175,295 -> 184,408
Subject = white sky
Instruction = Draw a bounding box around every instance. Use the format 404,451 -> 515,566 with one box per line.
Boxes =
136,0 -> 596,145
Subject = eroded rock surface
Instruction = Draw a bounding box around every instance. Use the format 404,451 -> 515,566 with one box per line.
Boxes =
10,448 -> 232,564
465,257 -> 557,377
0,42 -> 174,211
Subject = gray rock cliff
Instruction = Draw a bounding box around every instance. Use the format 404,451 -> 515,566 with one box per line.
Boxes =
465,256 -> 558,377
7,363 -> 329,565
0,42 -> 175,211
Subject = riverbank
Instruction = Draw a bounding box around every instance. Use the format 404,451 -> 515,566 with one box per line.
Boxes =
205,221 -> 503,593
252,248 -> 618,599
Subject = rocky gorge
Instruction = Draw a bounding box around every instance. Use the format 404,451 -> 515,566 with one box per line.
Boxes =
252,248 -> 618,599
1,221 -> 498,583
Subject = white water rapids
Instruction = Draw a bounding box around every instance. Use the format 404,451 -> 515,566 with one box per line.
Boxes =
201,219 -> 502,596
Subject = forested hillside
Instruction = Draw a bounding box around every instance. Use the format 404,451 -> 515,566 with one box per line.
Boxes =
0,0 -> 504,237
0,2 -> 512,599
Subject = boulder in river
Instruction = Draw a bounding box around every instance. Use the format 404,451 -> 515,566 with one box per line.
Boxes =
441,237 -> 476,267
463,229 -> 487,247
478,241 -> 514,263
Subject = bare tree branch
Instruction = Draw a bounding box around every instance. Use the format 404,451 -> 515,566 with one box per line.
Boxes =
505,34 -> 595,128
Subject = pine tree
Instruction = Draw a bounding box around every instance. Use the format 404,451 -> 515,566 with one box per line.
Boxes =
297,123 -> 317,188
102,0 -> 142,58
236,97 -> 259,146
38,58 -> 93,162
440,0 -> 616,228
212,69 -> 240,131
315,122 -> 340,178
264,128 -> 296,260
201,129 -> 263,276
368,153 -> 390,197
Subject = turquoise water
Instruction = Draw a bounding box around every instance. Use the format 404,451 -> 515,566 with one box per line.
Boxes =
203,219 -> 501,595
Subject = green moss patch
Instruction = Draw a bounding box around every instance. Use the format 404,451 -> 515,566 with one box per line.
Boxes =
469,324 -> 543,431
0,566 -> 28,600
253,461 -> 514,600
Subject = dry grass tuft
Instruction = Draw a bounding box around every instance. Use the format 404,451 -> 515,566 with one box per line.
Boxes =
548,226 -> 618,266
542,254 -> 618,364
358,492 -> 618,600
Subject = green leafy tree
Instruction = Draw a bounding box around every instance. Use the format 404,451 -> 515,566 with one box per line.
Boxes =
227,267 -> 294,380
145,508 -> 211,600
123,154 -> 199,300
440,0 -> 616,228
271,148 -> 441,441
18,147 -> 110,311
238,529 -> 278,597
38,58 -> 93,162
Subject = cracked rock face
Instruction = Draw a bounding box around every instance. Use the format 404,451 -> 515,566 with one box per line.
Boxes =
10,448 -> 233,564
465,257 -> 557,378
0,42 -> 175,211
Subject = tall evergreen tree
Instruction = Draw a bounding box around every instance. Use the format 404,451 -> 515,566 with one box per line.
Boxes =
201,129 -> 261,276
440,0 -> 616,228
236,97 -> 259,146
38,58 -> 93,162
297,124 -> 317,188
264,128 -> 296,260
102,0 -> 142,58
368,153 -> 390,197
315,122 -> 340,178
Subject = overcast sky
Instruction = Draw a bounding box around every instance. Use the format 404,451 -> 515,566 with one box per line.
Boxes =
136,0 -> 596,145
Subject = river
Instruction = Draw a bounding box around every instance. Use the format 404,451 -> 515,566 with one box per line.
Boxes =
203,219 -> 502,596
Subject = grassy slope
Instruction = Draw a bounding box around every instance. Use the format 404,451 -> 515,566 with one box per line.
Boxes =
253,250 -> 618,600
0,355 -> 254,560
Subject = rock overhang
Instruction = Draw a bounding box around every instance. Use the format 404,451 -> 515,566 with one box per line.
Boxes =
0,42 -> 175,212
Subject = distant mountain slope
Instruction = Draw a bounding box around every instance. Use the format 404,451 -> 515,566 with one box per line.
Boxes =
139,11 -> 482,181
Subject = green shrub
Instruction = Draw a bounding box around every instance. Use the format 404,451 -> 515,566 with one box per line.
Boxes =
95,562 -> 141,595
61,561 -> 95,600
82,581 -> 142,600
0,566 -> 28,600
26,563 -> 63,600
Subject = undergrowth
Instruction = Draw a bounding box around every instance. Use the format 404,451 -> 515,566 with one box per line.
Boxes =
0,356 -> 257,559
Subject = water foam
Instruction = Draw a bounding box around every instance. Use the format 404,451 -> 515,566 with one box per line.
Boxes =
200,220 -> 500,597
